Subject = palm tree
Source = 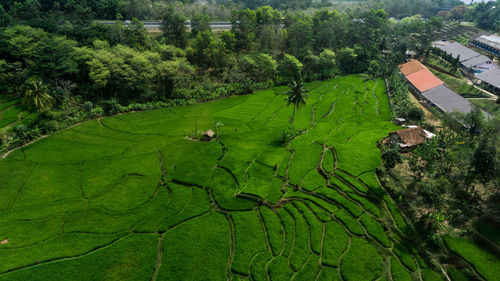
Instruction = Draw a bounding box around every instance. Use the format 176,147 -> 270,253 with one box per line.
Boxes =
22,79 -> 54,112
286,79 -> 308,134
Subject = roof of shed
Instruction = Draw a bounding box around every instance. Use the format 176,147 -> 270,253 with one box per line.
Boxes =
421,85 -> 473,114
391,127 -> 428,147
475,68 -> 500,88
473,34 -> 500,50
406,68 -> 444,92
461,54 -> 491,68
434,41 -> 481,62
398,59 -> 425,76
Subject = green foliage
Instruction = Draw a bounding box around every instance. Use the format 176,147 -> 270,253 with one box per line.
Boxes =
158,213 -> 230,281
336,47 -> 358,74
471,137 -> 497,183
322,221 -> 349,266
191,13 -> 211,36
278,54 -> 303,84
238,53 -> 277,83
287,19 -> 313,59
360,213 -> 391,247
161,5 -> 187,47
408,107 -> 424,122
381,145 -> 402,170
391,257 -> 412,281
0,77 -> 444,280
445,236 -> 500,281
340,237 -> 384,281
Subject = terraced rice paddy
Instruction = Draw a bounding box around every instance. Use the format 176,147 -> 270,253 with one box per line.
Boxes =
0,96 -> 38,134
0,75 -> 442,280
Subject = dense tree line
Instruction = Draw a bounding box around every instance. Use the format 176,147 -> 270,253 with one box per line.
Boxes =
448,0 -> 500,32
0,4 -> 450,117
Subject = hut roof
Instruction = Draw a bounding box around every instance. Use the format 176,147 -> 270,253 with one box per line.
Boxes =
390,127 -> 429,147
204,129 -> 215,138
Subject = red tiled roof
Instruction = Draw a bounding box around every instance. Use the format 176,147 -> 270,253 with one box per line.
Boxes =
398,59 -> 425,76
406,68 -> 444,93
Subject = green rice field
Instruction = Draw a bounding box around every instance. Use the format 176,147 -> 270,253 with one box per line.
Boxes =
0,95 -> 38,134
0,75 -> 445,280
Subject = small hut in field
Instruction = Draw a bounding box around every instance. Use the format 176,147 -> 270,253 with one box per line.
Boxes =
386,126 -> 435,151
201,129 -> 215,141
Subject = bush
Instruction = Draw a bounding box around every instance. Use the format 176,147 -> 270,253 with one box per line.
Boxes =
408,107 -> 425,122
102,99 -> 122,115
83,101 -> 94,112
381,146 -> 402,169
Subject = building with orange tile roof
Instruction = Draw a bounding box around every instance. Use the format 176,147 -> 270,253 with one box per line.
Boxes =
405,68 -> 444,93
398,59 -> 425,76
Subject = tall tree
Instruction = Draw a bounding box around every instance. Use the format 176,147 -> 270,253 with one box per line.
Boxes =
471,137 -> 497,183
286,79 -> 308,134
286,19 -> 313,59
22,79 -> 54,112
191,13 -> 211,37
161,6 -> 187,48
278,54 -> 303,84
231,9 -> 257,52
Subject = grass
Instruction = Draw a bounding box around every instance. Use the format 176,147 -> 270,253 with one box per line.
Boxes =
470,99 -> 500,120
259,206 -> 284,256
340,236 -> 384,281
334,209 -> 365,236
430,69 -> 489,98
159,212 -> 230,280
232,211 -> 268,275
359,213 -> 390,247
286,204 -> 310,271
322,221 -> 349,267
0,97 -> 38,134
423,55 -> 462,78
445,236 -> 500,281
0,76 -> 450,280
295,201 -> 323,254
391,257 -> 412,281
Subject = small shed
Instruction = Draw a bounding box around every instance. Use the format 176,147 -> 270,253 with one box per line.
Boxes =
388,126 -> 433,151
201,129 -> 215,141
394,118 -> 407,126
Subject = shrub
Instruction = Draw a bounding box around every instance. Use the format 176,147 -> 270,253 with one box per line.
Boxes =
408,107 -> 424,122
83,101 -> 94,112
102,99 -> 121,115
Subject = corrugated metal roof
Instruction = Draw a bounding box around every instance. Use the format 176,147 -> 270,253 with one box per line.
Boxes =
475,68 -> 500,88
475,34 -> 500,50
435,42 -> 481,62
406,69 -> 444,92
398,59 -> 425,76
422,85 -> 473,114
461,54 -> 491,68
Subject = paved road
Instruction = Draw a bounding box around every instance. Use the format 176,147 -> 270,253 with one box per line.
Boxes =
96,20 -> 232,30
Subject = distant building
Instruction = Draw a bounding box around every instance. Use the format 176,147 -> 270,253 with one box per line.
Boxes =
470,33 -> 500,57
398,59 -> 443,93
474,68 -> 500,94
421,85 -> 474,114
398,60 -> 480,116
432,41 -> 496,74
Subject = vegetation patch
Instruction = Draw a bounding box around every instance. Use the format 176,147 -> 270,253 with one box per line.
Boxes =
0,77 -> 443,280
